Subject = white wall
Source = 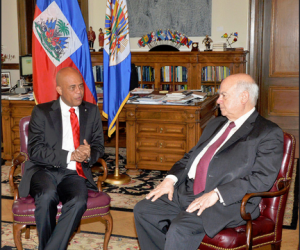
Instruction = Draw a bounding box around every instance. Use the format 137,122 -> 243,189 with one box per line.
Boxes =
89,0 -> 249,52
1,0 -> 20,88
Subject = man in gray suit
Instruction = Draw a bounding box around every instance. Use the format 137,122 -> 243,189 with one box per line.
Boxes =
19,67 -> 104,250
134,73 -> 283,250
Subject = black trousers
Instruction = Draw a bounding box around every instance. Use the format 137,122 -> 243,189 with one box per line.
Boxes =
29,167 -> 88,250
89,40 -> 94,48
134,178 -> 206,250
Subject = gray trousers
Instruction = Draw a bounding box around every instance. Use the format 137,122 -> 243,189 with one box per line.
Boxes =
134,177 -> 206,250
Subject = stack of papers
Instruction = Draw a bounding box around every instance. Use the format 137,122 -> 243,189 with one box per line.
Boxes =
166,90 -> 207,99
164,95 -> 196,104
137,94 -> 166,104
130,88 -> 154,94
1,92 -> 34,101
213,42 -> 227,51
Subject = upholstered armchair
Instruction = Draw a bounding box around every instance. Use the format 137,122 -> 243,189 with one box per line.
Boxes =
199,132 -> 296,250
9,116 -> 113,250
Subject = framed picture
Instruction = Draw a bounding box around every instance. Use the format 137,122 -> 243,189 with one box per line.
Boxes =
1,72 -> 11,89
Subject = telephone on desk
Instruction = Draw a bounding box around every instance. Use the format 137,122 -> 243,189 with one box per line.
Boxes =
15,78 -> 33,94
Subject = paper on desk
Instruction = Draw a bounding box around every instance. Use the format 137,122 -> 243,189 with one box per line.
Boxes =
164,95 -> 196,104
138,94 -> 166,103
130,88 -> 154,94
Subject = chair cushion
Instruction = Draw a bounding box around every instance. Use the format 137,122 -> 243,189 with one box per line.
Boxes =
12,190 -> 111,225
200,216 -> 275,249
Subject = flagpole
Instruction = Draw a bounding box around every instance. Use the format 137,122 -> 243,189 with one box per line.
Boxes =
105,117 -> 131,185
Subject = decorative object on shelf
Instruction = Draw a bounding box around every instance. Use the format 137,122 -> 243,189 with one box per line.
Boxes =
1,72 -> 11,89
137,29 -> 193,50
1,45 -> 15,62
98,28 -> 104,51
221,32 -> 238,50
191,42 -> 199,51
202,35 -> 213,51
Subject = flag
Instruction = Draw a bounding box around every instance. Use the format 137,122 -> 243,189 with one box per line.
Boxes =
103,0 -> 131,137
32,0 -> 97,104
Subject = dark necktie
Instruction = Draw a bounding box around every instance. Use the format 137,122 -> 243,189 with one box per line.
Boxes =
69,108 -> 86,179
193,122 -> 236,195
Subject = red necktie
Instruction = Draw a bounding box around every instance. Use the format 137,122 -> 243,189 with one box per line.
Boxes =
193,122 -> 236,195
69,108 -> 86,179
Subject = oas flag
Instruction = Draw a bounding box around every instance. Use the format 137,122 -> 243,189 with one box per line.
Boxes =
32,0 -> 97,104
103,0 -> 131,137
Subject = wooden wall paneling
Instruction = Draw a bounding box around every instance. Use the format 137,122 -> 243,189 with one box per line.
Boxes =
249,0 -> 299,157
269,0 -> 299,77
17,0 -> 29,56
268,86 -> 299,116
79,0 -> 89,31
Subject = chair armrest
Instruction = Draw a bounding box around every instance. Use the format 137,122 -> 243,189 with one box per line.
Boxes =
239,178 -> 291,250
96,158 -> 108,192
240,178 -> 291,220
9,152 -> 28,201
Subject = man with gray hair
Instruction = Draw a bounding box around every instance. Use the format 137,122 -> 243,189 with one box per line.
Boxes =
134,73 -> 283,250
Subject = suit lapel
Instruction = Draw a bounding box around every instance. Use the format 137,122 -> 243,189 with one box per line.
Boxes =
49,99 -> 63,150
197,117 -> 228,150
186,118 -> 228,169
79,102 -> 88,144
216,110 -> 259,154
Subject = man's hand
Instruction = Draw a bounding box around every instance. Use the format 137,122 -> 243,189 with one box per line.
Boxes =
71,139 -> 91,162
186,190 -> 219,216
146,178 -> 175,202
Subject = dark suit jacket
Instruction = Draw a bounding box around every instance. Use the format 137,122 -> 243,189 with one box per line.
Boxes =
168,110 -> 283,238
19,99 -> 104,198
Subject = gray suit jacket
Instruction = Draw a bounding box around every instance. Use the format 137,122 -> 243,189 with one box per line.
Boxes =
168,110 -> 283,238
19,99 -> 104,198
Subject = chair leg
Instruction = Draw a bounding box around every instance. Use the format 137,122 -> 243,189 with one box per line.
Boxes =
102,212 -> 113,250
25,226 -> 30,239
271,242 -> 281,250
13,223 -> 27,250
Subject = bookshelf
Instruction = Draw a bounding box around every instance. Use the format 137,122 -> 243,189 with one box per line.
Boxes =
90,51 -> 248,94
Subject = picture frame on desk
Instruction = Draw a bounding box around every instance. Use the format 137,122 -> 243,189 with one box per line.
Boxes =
1,72 -> 11,89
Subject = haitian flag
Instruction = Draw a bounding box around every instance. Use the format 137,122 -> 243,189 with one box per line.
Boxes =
103,0 -> 131,137
32,0 -> 97,104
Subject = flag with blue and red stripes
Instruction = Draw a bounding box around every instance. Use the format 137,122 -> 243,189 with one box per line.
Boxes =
32,0 -> 97,104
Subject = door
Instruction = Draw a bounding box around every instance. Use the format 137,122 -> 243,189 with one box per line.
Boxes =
249,0 -> 299,157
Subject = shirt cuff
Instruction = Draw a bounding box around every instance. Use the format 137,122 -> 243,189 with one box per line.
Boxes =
214,188 -> 225,204
165,175 -> 178,185
67,151 -> 72,164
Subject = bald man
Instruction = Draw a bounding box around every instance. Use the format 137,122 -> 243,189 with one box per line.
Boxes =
134,73 -> 284,250
19,67 -> 104,250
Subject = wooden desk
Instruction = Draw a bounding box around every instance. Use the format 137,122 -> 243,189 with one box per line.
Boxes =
1,96 -> 217,171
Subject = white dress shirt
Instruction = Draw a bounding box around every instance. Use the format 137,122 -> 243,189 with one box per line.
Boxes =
166,108 -> 255,202
60,98 -> 80,170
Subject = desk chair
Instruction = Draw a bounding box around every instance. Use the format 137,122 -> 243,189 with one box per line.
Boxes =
199,132 -> 296,250
9,116 -> 113,250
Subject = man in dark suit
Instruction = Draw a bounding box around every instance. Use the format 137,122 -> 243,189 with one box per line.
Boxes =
134,73 -> 283,250
19,67 -> 104,250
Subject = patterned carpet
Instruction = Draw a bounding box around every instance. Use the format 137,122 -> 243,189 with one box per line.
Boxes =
1,222 -> 139,250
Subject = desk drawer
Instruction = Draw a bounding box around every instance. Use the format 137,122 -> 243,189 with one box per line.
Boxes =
137,123 -> 186,138
137,138 -> 186,152
136,110 -> 192,122
136,151 -> 183,168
